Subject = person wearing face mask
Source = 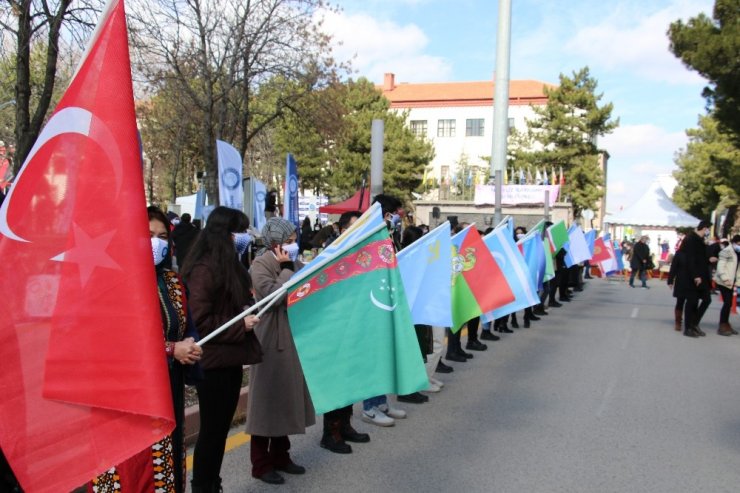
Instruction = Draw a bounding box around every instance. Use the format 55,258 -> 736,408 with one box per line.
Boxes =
246,217 -> 315,485
714,235 -> 740,336
679,220 -> 713,338
89,207 -> 203,493
181,206 -> 262,493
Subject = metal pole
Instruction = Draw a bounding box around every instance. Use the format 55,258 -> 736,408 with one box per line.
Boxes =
489,0 -> 512,226
370,120 -> 384,199
544,190 -> 551,221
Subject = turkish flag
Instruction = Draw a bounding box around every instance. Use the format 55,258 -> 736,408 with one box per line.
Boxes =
0,1 -> 174,492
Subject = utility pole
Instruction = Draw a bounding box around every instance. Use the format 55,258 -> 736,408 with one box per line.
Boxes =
489,0 -> 512,226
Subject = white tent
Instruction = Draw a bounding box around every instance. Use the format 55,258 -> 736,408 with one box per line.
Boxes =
605,181 -> 700,228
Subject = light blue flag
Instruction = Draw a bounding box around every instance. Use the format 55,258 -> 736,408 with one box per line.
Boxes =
396,222 -> 453,327
216,140 -> 244,211
294,202 -> 385,277
284,153 -> 300,234
564,224 -> 591,267
518,232 -> 546,291
601,233 -> 620,275
584,229 -> 597,255
481,225 -> 540,322
251,178 -> 267,231
614,245 -> 625,271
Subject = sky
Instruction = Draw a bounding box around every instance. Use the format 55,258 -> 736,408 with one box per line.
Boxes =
318,0 -> 715,213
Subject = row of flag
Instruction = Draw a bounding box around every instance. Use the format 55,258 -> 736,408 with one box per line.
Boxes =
423,166 -> 566,188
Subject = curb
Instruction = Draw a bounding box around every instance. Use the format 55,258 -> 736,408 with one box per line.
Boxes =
183,386 -> 249,447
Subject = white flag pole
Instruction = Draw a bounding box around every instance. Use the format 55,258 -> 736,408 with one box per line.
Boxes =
197,287 -> 284,346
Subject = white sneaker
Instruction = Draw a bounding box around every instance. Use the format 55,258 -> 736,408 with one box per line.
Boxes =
379,403 -> 407,419
429,377 -> 444,388
361,407 -> 395,427
423,382 -> 442,393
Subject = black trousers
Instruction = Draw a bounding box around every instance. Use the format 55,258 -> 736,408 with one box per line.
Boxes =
467,317 -> 480,342
192,366 -> 243,486
718,285 -> 734,324
446,328 -> 462,355
684,288 -> 711,329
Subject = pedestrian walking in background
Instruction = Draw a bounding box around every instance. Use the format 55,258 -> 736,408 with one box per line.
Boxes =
714,235 -> 740,336
680,220 -> 713,338
667,248 -> 689,332
629,236 -> 651,289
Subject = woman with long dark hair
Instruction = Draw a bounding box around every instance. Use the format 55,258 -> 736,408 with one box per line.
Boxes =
181,206 -> 262,493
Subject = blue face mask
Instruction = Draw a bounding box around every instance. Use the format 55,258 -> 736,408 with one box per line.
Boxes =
233,232 -> 252,256
390,214 -> 401,227
734,244 -> 740,253
281,242 -> 300,261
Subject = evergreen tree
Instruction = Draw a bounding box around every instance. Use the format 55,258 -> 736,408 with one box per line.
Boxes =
673,113 -> 740,217
668,0 -> 740,143
522,67 -> 618,217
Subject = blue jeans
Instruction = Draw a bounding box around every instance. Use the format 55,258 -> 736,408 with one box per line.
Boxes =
363,395 -> 387,411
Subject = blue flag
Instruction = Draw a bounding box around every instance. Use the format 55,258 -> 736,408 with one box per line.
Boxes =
284,153 -> 300,235
564,224 -> 591,267
396,222 -> 453,327
481,225 -> 540,321
584,229 -> 597,255
518,232 -> 546,291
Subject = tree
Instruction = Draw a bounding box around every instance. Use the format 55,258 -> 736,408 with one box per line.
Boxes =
0,0 -> 101,172
521,67 -> 618,217
127,0 -> 342,204
668,0 -> 740,143
329,78 -> 434,204
672,113 -> 740,218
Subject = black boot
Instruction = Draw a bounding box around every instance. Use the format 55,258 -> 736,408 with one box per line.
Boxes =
510,313 -> 520,328
320,417 -> 352,454
340,411 -> 370,443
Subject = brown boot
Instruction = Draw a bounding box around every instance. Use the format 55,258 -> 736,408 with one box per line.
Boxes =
674,309 -> 682,331
718,323 -> 733,336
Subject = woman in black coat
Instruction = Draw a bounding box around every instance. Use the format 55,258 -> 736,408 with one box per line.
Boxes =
667,249 -> 690,331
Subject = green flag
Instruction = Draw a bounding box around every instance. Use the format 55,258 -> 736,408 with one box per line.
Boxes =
547,220 -> 569,254
543,238 -> 555,281
286,224 -> 428,414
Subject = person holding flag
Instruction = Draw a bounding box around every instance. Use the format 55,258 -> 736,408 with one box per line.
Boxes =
246,217 -> 315,485
90,207 -> 203,493
181,207 -> 263,492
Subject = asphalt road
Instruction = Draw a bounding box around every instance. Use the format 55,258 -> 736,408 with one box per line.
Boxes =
190,276 -> 740,493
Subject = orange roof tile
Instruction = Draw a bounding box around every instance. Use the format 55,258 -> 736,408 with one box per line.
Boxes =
378,77 -> 553,108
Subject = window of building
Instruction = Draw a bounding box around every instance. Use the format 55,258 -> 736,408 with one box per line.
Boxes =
410,120 -> 428,138
466,118 -> 484,137
437,119 -> 456,137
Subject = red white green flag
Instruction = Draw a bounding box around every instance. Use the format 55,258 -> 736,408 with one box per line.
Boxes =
450,225 -> 515,331
286,222 -> 428,414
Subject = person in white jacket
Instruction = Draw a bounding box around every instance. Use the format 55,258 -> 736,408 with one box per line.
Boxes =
714,235 -> 740,336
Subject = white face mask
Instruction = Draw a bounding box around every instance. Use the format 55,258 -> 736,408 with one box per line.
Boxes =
233,232 -> 252,256
171,219 -> 180,226
516,233 -> 525,240
151,237 -> 169,266
282,242 -> 300,261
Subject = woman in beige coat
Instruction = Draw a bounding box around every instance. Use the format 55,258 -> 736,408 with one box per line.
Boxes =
246,217 -> 315,485
714,235 -> 740,336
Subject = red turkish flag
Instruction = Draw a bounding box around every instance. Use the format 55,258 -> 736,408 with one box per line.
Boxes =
0,1 -> 174,492
591,237 -> 612,264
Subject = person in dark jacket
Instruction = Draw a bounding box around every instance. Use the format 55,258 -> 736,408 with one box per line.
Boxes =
629,236 -> 651,288
171,213 -> 200,267
181,207 -> 262,493
667,249 -> 689,331
680,220 -> 713,338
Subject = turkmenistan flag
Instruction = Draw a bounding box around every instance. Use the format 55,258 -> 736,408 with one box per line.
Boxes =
286,223 -> 428,414
547,220 -> 569,254
450,225 -> 515,331
543,238 -> 555,281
